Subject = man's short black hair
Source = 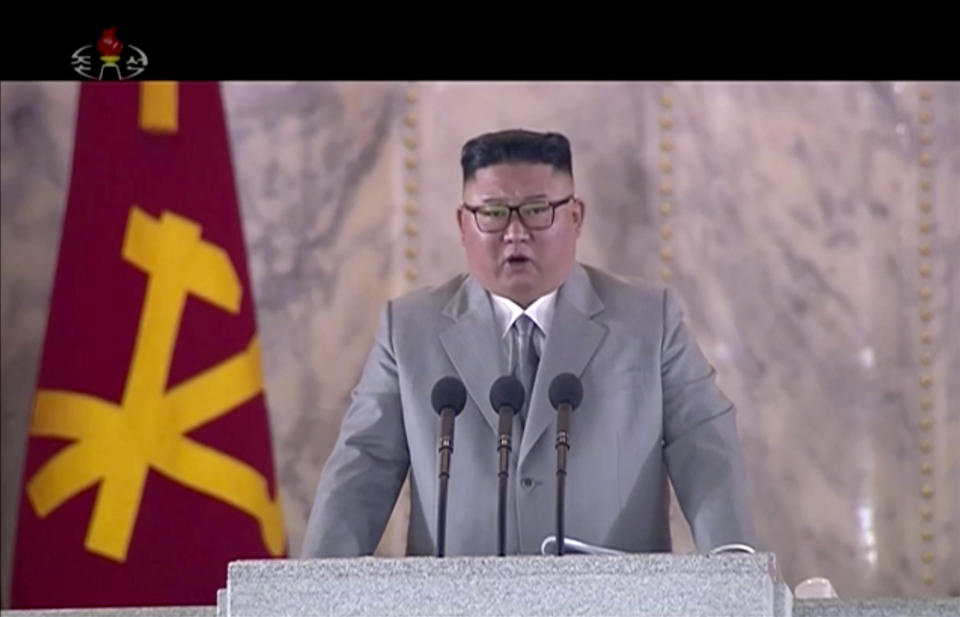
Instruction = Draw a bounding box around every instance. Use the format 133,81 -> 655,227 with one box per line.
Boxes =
460,129 -> 573,183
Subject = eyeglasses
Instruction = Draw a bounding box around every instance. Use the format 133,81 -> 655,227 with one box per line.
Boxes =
461,195 -> 575,233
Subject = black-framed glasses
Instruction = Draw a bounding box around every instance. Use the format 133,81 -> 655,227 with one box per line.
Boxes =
461,195 -> 575,233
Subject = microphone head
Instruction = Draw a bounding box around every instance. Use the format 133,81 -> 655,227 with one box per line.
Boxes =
489,375 -> 525,413
431,376 -> 467,416
548,373 -> 583,410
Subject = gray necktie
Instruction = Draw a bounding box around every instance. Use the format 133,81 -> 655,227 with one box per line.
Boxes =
511,314 -> 541,423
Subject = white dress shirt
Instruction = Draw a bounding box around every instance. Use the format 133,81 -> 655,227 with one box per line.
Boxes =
488,288 -> 557,357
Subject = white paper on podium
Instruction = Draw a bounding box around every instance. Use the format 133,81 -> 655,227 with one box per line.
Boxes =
539,537 -> 757,556
539,535 -> 628,556
708,543 -> 756,555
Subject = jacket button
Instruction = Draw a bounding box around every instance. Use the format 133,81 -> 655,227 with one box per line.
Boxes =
521,478 -> 534,489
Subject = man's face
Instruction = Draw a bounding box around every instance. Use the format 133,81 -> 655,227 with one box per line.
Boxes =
458,162 -> 584,307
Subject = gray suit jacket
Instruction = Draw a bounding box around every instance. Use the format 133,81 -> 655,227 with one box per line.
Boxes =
301,263 -> 755,557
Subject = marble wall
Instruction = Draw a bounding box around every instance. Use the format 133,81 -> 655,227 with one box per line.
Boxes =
2,81 -> 957,607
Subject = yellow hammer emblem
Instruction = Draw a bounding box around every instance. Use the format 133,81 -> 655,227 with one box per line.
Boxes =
27,207 -> 285,562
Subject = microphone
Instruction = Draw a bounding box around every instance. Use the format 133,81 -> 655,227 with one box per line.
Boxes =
489,375 -> 525,557
548,372 -> 583,556
431,376 -> 467,558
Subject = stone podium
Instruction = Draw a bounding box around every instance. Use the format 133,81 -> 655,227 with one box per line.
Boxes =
3,553 -> 959,616
223,552 -> 792,616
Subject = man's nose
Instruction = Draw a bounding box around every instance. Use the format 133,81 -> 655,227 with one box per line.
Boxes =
503,213 -> 530,242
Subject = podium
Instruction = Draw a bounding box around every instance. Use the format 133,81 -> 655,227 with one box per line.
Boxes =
4,554 -> 959,616
222,552 -> 792,616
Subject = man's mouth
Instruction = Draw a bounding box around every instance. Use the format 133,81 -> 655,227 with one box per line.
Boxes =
505,255 -> 531,265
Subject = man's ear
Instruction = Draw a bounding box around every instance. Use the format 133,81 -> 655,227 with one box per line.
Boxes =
573,198 -> 585,234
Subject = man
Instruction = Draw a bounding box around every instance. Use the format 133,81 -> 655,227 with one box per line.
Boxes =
301,129 -> 755,557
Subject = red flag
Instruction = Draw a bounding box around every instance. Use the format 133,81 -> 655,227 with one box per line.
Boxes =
11,82 -> 286,608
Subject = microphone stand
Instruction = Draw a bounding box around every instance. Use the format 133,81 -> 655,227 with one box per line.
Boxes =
496,406 -> 514,557
555,403 -> 571,556
436,406 -> 455,557
489,374 -> 524,557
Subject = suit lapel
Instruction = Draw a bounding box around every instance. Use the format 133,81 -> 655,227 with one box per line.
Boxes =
438,276 -> 505,436
519,264 -> 606,465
